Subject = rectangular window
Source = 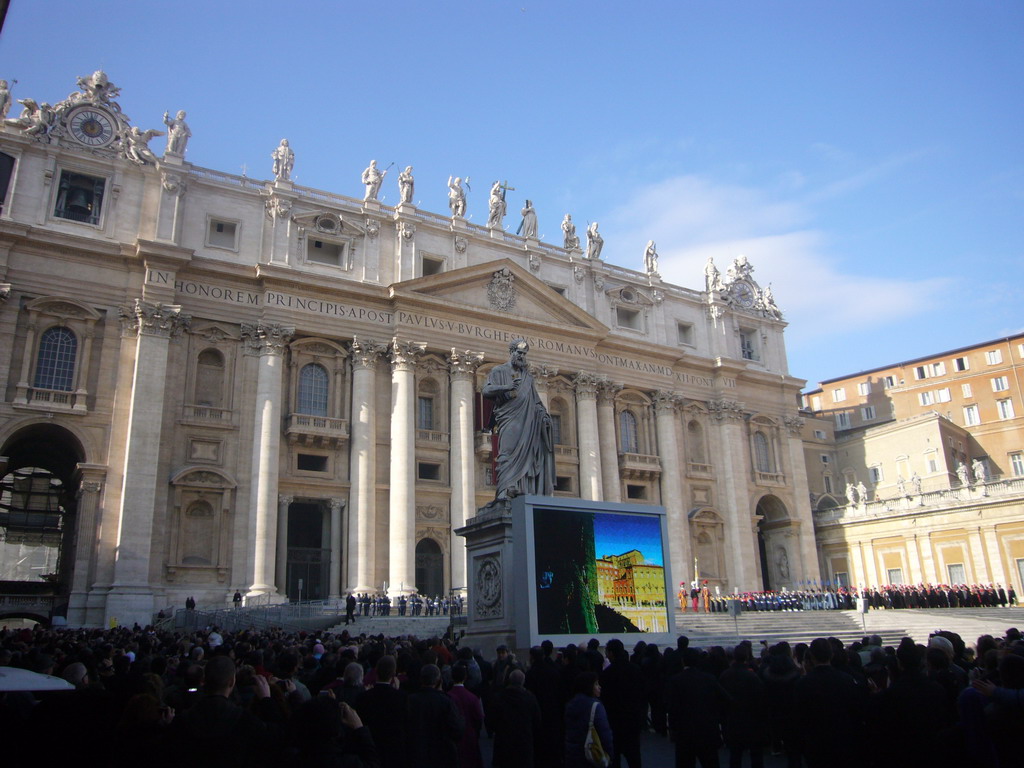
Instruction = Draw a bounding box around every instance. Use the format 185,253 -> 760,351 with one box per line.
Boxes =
936,388 -> 951,403
626,484 -> 648,500
1011,452 -> 1024,477
550,413 -> 563,445
421,256 -> 444,276
869,466 -> 884,483
307,238 -> 346,266
820,454 -> 830,464
835,412 -> 851,430
207,218 -> 239,250
823,475 -> 833,494
858,382 -> 872,396
861,406 -> 876,421
931,362 -> 946,377
963,404 -> 981,426
811,395 -> 822,410
296,454 -> 328,472
992,376 -> 1009,392
832,388 -> 846,403
617,307 -> 641,331
417,462 -> 442,481
54,170 -> 105,225
927,456 -> 938,473
834,571 -> 849,588
962,383 -> 973,397
677,322 -> 694,346
987,349 -> 1003,365
998,399 -> 1015,419
887,568 -> 904,585
883,375 -> 897,389
417,396 -> 434,431
554,476 -> 573,493
814,429 -> 827,440
919,391 -> 934,406
947,563 -> 966,585
914,366 -> 927,380
739,330 -> 758,361
954,356 -> 970,372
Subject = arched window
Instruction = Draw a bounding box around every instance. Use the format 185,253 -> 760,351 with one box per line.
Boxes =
181,500 -> 215,565
687,420 -> 706,464
754,431 -> 772,472
297,363 -> 329,416
34,327 -> 77,391
620,410 -> 639,453
194,349 -> 225,407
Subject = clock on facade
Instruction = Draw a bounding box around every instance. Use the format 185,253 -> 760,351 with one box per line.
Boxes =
731,280 -> 756,308
67,106 -> 117,147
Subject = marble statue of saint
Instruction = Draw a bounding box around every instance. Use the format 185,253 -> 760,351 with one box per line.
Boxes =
122,126 -> 163,165
448,176 -> 467,217
0,80 -> 12,121
561,213 -> 579,250
163,110 -> 191,155
896,475 -> 907,497
856,481 -> 868,503
482,338 -> 555,500
643,240 -> 659,274
518,200 -> 538,238
972,458 -> 986,484
362,159 -> 386,201
486,180 -> 506,228
911,472 -> 922,495
585,221 -> 603,260
776,548 -> 790,580
398,165 -> 414,204
762,284 -> 782,319
704,256 -> 722,292
272,139 -> 294,182
845,481 -> 857,506
956,461 -> 970,486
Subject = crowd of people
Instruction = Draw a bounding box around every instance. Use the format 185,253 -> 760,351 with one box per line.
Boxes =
682,581 -> 1018,614
347,593 -> 466,619
1,618 -> 1022,768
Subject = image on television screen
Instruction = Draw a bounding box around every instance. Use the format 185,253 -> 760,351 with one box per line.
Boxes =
532,506 -> 669,635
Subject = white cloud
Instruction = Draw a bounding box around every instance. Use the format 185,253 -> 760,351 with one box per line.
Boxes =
602,173 -> 952,350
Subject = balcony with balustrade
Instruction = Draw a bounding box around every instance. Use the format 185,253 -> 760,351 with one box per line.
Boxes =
286,413 -> 349,449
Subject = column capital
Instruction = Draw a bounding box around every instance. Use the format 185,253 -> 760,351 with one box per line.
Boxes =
708,398 -> 746,421
596,379 -> 622,405
119,300 -> 190,339
330,498 -> 346,512
573,371 -> 602,400
389,337 -> 426,372
449,348 -> 485,378
653,390 -> 682,413
241,322 -> 294,356
278,495 -> 294,508
784,414 -> 805,434
350,337 -> 389,371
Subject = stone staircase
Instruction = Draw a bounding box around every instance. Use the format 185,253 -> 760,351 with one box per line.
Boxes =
673,607 -> 1024,648
324,615 -> 453,638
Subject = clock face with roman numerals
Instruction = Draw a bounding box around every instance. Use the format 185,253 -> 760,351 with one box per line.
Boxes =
67,106 -> 116,147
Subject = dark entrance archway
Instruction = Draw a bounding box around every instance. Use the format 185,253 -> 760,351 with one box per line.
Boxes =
286,502 -> 330,601
755,495 -> 792,592
0,424 -> 86,618
415,538 -> 444,597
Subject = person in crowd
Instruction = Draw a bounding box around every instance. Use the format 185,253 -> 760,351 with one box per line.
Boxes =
406,663 -> 464,768
488,668 -> 542,767
564,670 -> 612,768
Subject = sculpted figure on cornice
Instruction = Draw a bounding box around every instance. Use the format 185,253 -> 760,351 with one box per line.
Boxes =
561,213 -> 580,250
0,80 -> 12,120
163,110 -> 191,155
362,160 -> 386,201
643,240 -> 659,275
5,99 -> 55,137
486,181 -> 506,229
448,176 -> 467,217
398,166 -> 414,204
585,222 -> 603,260
272,139 -> 294,182
518,200 -> 538,239
121,126 -> 163,166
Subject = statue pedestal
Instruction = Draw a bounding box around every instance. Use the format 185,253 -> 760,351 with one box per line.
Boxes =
451,215 -> 468,231
489,227 -> 505,241
161,153 -> 184,167
455,500 -> 518,658
395,202 -> 416,215
363,199 -> 381,214
524,236 -> 539,250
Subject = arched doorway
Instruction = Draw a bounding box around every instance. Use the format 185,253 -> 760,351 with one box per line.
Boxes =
755,495 -> 792,592
0,424 -> 86,618
415,538 -> 444,597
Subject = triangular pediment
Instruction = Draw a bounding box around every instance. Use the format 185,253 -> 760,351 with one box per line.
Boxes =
390,259 -> 608,333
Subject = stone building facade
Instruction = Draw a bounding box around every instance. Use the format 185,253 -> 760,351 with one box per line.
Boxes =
0,73 -> 816,627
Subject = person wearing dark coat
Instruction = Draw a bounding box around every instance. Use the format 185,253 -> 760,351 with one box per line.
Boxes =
525,643 -> 565,768
407,663 -> 465,768
759,644 -> 801,768
599,638 -> 647,768
794,638 -> 866,768
666,648 -> 729,768
488,669 -> 542,767
718,644 -> 767,768
564,671 -> 613,768
355,655 -> 407,768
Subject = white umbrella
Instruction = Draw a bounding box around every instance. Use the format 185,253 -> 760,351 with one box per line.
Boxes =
0,666 -> 75,691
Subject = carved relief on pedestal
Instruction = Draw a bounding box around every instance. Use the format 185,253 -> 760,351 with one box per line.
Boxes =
474,554 -> 503,619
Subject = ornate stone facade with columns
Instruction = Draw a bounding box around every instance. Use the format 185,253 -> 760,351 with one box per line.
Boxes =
0,73 -> 816,627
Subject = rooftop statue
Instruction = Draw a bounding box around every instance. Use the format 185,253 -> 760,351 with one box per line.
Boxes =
486,180 -> 506,228
163,110 -> 191,155
482,339 -> 555,500
643,240 -> 659,274
362,159 -> 386,201
518,199 -> 538,238
272,138 -> 294,182
585,221 -> 603,260
448,176 -> 467,217
398,165 -> 414,204
561,213 -> 579,250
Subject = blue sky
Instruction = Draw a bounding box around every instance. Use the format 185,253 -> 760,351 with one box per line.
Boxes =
2,1 -> 1021,384
594,512 -> 664,566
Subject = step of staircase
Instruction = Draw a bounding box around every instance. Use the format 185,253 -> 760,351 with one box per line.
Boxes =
324,615 -> 452,638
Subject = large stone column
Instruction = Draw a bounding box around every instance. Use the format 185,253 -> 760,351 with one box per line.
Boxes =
106,301 -> 189,627
67,464 -> 107,626
242,322 -> 293,598
654,391 -> 691,590
708,398 -> 759,590
573,372 -> 603,501
597,380 -> 622,503
982,526 -> 1008,585
348,339 -> 387,593
449,350 -> 484,595
329,498 -> 345,599
388,338 -> 425,596
275,495 -> 293,595
783,415 -> 821,581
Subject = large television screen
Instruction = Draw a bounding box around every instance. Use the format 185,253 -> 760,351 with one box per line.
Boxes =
513,496 -> 675,647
